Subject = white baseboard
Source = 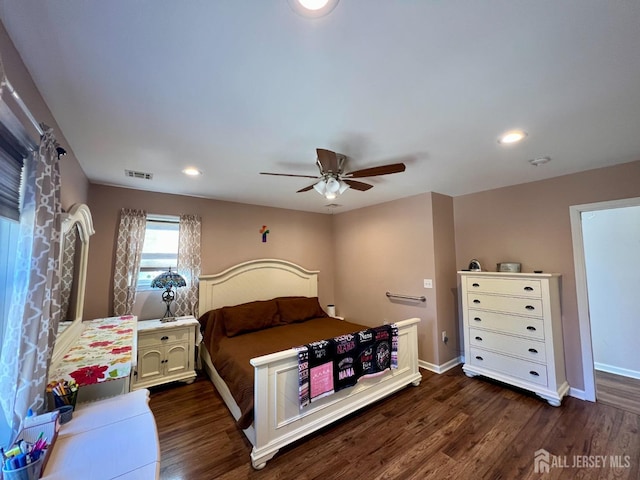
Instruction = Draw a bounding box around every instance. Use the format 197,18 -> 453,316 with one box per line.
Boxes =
427,358 -> 593,403
419,356 -> 462,374
568,387 -> 591,401
594,362 -> 640,380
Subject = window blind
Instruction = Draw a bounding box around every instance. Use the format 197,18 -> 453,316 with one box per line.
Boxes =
0,145 -> 23,222
0,100 -> 36,222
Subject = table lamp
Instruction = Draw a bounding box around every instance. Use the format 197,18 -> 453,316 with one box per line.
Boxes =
151,268 -> 186,322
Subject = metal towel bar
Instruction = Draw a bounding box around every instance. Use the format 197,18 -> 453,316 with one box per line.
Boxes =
385,292 -> 426,302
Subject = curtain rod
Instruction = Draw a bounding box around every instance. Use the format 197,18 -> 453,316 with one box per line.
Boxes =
1,77 -> 44,136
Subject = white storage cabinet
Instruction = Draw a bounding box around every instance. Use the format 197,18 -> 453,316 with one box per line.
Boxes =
132,316 -> 199,389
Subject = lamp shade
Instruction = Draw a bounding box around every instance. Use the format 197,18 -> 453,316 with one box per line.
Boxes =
151,268 -> 186,289
313,179 -> 327,195
325,177 -> 340,193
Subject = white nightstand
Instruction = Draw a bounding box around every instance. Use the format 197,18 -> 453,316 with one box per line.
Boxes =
131,315 -> 200,390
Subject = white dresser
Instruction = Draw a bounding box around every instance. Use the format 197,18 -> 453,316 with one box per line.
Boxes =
459,272 -> 569,406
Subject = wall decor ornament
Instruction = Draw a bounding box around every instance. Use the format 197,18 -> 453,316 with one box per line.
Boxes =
260,225 -> 270,243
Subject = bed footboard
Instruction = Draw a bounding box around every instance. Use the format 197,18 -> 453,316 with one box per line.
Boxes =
249,317 -> 421,469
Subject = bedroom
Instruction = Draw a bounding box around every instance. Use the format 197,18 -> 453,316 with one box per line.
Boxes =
0,1 -> 639,478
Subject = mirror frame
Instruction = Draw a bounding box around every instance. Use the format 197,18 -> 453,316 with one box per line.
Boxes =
52,203 -> 95,366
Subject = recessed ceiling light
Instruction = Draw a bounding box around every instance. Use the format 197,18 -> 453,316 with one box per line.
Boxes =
498,130 -> 528,145
182,167 -> 202,176
288,0 -> 339,18
300,0 -> 329,9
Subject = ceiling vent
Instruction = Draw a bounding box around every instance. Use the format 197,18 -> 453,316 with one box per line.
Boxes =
125,169 -> 153,180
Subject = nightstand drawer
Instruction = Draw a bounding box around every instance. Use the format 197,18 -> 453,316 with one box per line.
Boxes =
138,328 -> 191,347
469,328 -> 547,363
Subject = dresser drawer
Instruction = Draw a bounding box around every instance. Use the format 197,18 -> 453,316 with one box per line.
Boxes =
467,309 -> 544,339
466,276 -> 542,297
467,293 -> 543,317
469,347 -> 548,386
138,327 -> 191,347
469,328 -> 547,363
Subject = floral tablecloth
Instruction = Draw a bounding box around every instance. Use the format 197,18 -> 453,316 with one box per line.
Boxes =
49,315 -> 136,386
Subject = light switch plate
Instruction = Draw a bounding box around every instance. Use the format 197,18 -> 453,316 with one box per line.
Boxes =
424,279 -> 433,288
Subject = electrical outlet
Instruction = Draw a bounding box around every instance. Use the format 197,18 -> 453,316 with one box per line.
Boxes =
423,279 -> 433,288
442,331 -> 448,344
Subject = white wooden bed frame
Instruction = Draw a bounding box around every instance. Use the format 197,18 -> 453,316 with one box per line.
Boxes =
198,258 -> 421,469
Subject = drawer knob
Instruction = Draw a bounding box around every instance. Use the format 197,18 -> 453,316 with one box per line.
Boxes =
475,355 -> 483,361
161,336 -> 169,341
475,336 -> 483,341
524,286 -> 534,291
529,370 -> 540,377
525,305 -> 535,310
473,299 -> 481,304
528,348 -> 538,354
474,317 -> 482,322
472,283 -> 480,288
526,326 -> 537,331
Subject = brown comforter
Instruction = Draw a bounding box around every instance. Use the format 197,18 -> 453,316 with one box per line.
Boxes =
199,308 -> 367,429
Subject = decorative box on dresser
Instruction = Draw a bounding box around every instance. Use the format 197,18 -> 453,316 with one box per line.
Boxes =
459,272 -> 569,406
132,315 -> 200,390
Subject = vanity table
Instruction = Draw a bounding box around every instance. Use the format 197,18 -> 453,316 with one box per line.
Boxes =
41,203 -> 161,479
48,315 -> 137,403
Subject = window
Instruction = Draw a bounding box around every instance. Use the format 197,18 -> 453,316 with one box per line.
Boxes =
0,217 -> 19,361
0,100 -> 33,447
137,215 -> 180,290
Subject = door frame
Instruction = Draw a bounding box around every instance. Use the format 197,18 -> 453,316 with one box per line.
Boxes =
569,196 -> 640,402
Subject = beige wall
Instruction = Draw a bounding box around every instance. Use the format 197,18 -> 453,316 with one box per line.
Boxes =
453,159 -> 640,391
0,21 -> 88,209
431,192 -> 460,365
85,184 -> 335,320
333,193 -> 438,363
333,192 -> 460,367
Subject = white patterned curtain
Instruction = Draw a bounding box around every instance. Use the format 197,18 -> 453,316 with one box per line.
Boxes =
174,214 -> 201,317
0,125 -> 62,439
113,209 -> 146,315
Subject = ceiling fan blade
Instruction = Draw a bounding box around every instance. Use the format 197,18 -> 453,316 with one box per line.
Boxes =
344,179 -> 373,191
345,163 -> 406,178
316,148 -> 339,173
296,184 -> 316,193
260,172 -> 320,179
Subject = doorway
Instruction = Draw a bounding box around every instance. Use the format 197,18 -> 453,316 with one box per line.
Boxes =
570,197 -> 640,411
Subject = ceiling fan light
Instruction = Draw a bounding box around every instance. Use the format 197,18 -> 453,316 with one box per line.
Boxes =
338,180 -> 349,194
313,179 -> 326,194
324,191 -> 337,200
325,177 -> 340,193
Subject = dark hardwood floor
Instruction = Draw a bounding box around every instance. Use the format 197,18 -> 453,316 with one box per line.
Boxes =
596,370 -> 640,416
149,367 -> 640,479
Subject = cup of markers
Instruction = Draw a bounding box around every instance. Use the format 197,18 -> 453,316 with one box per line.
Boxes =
47,379 -> 78,410
1,433 -> 48,480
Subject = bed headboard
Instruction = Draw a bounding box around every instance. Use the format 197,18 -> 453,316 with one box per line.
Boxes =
198,258 -> 319,316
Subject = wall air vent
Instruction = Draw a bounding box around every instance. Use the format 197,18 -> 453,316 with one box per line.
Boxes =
125,169 -> 153,180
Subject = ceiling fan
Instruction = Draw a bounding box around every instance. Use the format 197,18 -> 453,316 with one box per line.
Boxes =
260,148 -> 406,200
